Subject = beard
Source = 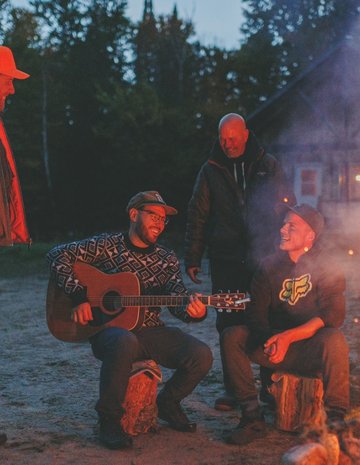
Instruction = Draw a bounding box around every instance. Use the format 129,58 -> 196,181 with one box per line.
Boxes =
134,222 -> 159,246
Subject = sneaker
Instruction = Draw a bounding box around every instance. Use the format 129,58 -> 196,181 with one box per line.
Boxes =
214,395 -> 237,411
99,416 -> 133,450
225,417 -> 268,445
157,393 -> 196,433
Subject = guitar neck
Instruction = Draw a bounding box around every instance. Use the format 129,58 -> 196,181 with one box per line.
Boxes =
119,295 -> 207,307
117,294 -> 250,309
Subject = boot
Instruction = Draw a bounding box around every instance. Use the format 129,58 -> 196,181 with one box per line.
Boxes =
99,415 -> 133,450
225,407 -> 267,446
214,393 -> 238,411
225,417 -> 268,445
157,392 -> 196,433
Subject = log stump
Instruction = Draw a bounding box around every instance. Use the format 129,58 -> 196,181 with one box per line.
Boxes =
269,372 -> 324,432
121,360 -> 162,436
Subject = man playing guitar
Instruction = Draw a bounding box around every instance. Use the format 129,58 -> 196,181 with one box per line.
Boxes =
46,191 -> 213,450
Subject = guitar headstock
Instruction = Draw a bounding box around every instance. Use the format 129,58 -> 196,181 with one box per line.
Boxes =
209,293 -> 250,311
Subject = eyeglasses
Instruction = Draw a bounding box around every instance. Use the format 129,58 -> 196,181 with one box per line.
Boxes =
139,208 -> 169,225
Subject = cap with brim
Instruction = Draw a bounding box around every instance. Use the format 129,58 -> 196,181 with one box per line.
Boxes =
276,203 -> 325,237
126,191 -> 178,215
0,46 -> 30,80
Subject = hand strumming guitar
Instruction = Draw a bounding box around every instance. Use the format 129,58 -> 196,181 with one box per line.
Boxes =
186,294 -> 207,319
71,302 -> 93,325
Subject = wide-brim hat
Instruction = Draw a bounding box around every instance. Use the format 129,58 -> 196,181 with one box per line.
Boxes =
126,191 -> 178,215
0,46 -> 29,79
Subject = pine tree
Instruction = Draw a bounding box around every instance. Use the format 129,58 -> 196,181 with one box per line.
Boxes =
134,0 -> 159,84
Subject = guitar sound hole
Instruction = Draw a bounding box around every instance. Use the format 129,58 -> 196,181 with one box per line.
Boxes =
102,291 -> 123,315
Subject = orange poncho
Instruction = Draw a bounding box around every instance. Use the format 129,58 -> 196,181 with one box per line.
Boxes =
0,116 -> 30,246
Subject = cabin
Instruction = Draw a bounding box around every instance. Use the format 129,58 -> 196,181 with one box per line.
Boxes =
247,35 -> 360,250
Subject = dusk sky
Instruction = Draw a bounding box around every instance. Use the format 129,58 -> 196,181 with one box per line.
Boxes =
11,0 -> 245,50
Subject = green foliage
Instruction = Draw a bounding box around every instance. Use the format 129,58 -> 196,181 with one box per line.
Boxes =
0,242 -> 56,277
0,0 -> 11,42
2,0 -> 358,239
239,0 -> 360,94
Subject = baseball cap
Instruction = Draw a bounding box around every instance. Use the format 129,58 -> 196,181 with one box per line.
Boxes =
126,191 -> 178,215
0,46 -> 30,80
278,203 -> 325,237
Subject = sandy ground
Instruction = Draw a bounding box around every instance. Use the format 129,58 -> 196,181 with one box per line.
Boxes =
1,257 -> 360,465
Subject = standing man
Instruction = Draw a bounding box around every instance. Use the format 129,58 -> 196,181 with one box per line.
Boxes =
221,204 -> 349,445
184,113 -> 295,410
47,191 -> 213,450
0,45 -> 30,446
0,45 -> 30,246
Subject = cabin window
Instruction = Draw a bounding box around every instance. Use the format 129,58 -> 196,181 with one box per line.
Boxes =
301,170 -> 318,196
294,164 -> 322,207
349,165 -> 360,200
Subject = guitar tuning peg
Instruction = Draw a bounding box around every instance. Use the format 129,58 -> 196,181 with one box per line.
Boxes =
227,289 -> 231,293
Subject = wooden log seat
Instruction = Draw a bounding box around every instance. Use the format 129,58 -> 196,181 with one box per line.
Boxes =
121,359 -> 162,436
269,372 -> 324,432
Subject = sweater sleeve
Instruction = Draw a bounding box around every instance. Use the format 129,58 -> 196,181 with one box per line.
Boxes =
184,165 -> 211,269
316,264 -> 346,328
46,233 -> 108,306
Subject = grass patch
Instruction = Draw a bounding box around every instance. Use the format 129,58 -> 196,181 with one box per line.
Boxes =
0,231 -> 190,279
0,242 -> 57,278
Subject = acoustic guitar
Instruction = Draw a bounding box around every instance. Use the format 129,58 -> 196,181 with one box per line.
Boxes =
46,261 -> 250,342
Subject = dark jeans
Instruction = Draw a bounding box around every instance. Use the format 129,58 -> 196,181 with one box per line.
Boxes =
210,258 -> 251,394
220,325 -> 350,414
210,258 -> 251,333
90,326 -> 213,419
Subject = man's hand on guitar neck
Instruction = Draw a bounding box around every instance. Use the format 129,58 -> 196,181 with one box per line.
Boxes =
71,302 -> 94,325
186,294 -> 207,319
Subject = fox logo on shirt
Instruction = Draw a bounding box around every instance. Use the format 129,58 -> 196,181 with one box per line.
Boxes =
279,274 -> 312,305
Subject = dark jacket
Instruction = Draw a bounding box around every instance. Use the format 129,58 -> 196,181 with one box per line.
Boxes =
184,132 -> 295,271
246,244 -> 346,345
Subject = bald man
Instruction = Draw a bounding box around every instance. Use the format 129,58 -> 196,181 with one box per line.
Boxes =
184,113 -> 295,411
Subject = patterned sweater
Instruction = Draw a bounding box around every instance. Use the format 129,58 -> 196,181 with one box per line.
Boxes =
47,232 -> 202,328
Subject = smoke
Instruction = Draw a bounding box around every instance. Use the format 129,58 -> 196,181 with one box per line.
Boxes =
250,18 -> 360,278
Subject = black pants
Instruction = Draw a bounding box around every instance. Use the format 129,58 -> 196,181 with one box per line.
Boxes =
210,258 -> 252,332
221,325 -> 350,414
91,326 -> 213,419
210,258 -> 251,394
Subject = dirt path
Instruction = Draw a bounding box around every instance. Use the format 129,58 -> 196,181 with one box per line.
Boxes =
1,258 -> 359,465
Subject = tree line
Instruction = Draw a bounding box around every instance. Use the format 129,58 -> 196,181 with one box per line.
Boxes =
0,0 -> 357,241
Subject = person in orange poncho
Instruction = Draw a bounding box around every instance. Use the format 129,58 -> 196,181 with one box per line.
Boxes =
0,45 -> 30,446
0,45 -> 30,247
